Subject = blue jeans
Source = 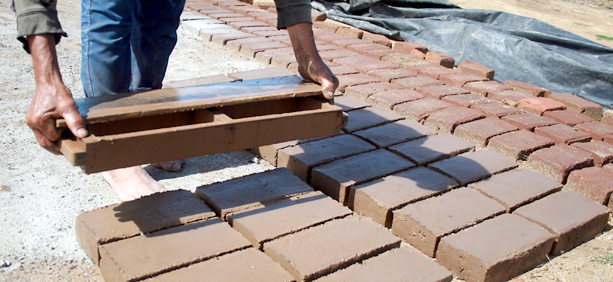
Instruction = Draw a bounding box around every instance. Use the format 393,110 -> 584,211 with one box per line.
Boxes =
81,0 -> 186,97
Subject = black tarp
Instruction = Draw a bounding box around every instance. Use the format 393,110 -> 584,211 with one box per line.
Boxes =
313,0 -> 613,109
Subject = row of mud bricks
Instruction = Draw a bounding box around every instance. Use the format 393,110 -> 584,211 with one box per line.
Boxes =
76,0 -> 613,281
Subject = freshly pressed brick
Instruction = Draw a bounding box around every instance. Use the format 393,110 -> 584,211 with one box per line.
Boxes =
392,75 -> 443,90
463,80 -> 511,96
333,95 -> 370,112
349,167 -> 458,227
504,80 -> 550,97
436,214 -> 555,282
517,97 -> 566,115
423,107 -> 484,133
428,150 -> 518,185
313,246 -> 453,282
543,109 -> 594,126
343,107 -> 404,133
344,82 -> 404,100
416,84 -> 470,99
549,93 -> 603,121
333,56 -> 398,73
251,140 -> 297,166
487,130 -> 555,160
574,121 -> 613,141
453,118 -> 518,147
457,60 -> 495,80
501,113 -> 558,131
527,145 -> 594,184
195,168 -> 314,219
75,190 -> 215,265
389,134 -> 474,165
393,97 -> 454,121
471,102 -> 523,118
439,72 -> 487,87
336,73 -> 381,92
99,219 -> 252,282
353,119 -> 434,148
514,191 -> 609,255
367,68 -> 418,82
534,124 -> 592,144
565,166 -> 613,205
311,149 -> 415,204
442,93 -> 493,108
229,191 -> 352,249
367,89 -> 424,109
469,169 -> 562,212
572,141 -> 613,166
424,51 -> 455,68
487,89 -> 534,106
263,216 -> 402,282
392,188 -> 505,257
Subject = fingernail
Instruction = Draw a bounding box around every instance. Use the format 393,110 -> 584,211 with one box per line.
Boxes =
77,128 -> 88,137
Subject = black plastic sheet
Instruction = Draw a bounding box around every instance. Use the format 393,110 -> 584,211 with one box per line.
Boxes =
313,0 -> 613,109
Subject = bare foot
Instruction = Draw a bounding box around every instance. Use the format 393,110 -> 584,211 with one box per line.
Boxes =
102,166 -> 166,201
151,160 -> 184,172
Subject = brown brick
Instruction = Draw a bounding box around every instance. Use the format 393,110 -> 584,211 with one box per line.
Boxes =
329,65 -> 359,75
549,93 -> 603,121
389,134 -> 474,165
436,214 -> 555,282
428,150 -> 517,185
574,121 -> 613,141
487,89 -> 534,106
347,43 -> 394,59
333,95 -> 370,112
409,48 -> 427,59
393,188 -> 505,257
200,27 -> 249,42
534,124 -> 592,144
228,20 -> 269,30
501,113 -> 558,131
343,107 -> 404,133
471,102 -> 523,118
391,41 -> 428,54
572,141 -> 613,166
367,68 -> 418,82
424,51 -> 455,68
393,97 -> 454,121
318,49 -> 360,61
368,89 -> 424,109
382,53 -> 428,69
423,107 -> 485,133
517,97 -> 567,115
487,130 -> 555,161
270,54 -> 297,69
335,26 -> 363,39
360,31 -> 392,46
463,80 -> 511,96
239,40 -> 288,57
337,73 -> 381,92
504,80 -> 551,97
313,21 -> 340,32
334,55 -> 399,73
311,149 -> 415,204
331,38 -> 367,48
211,30 -> 256,45
353,119 -> 434,148
418,64 -> 456,79
251,140 -> 297,166
527,145 -> 594,184
442,93 -> 493,108
392,74 -> 444,90
416,84 -> 470,99
453,117 -> 519,146
277,134 -> 375,182
344,82 -> 404,100
565,166 -> 613,205
543,109 -> 594,126
457,60 -> 495,80
263,216 -> 402,282
350,167 -> 458,227
439,72 -> 488,87
470,169 -> 562,212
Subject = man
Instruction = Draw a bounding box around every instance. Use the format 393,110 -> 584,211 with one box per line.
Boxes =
14,0 -> 338,201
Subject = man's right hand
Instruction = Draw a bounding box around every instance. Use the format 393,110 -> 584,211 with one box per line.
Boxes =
26,34 -> 88,154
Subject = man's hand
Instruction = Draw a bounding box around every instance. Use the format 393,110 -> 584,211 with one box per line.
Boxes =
26,34 -> 87,154
287,23 -> 339,100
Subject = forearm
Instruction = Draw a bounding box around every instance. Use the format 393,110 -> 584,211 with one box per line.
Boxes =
28,34 -> 64,87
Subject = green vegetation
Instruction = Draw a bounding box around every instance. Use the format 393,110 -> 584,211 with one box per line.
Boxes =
596,34 -> 613,41
592,252 -> 613,265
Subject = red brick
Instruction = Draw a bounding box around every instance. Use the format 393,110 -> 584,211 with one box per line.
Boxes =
487,130 -> 555,161
264,216 -> 401,281
572,141 -> 613,166
333,55 -> 398,73
181,19 -> 226,38
233,39 -> 288,58
423,107 -> 485,133
424,51 -> 455,68
501,113 -> 558,131
361,31 -> 392,46
349,167 -> 458,227
442,93 -> 493,108
209,12 -> 245,19
392,74 -> 444,90
565,166 -> 613,205
344,82 -> 404,100
543,109 -> 594,126
549,93 -> 603,121
514,191 -> 609,255
389,133 -> 474,165
313,21 -> 340,32
517,97 -> 567,115
343,107 -> 404,133
353,119 -> 434,148
534,124 -> 593,144
228,20 -> 269,30
439,72 -> 488,87
211,31 -> 257,45
391,41 -> 428,54
253,47 -> 293,64
277,134 -> 376,182
392,188 -> 505,257
409,48 -> 427,59
417,64 -> 456,79
504,80 -> 551,97
241,26 -> 278,34
346,43 -> 392,59
606,134 -> 613,145
382,53 -> 430,69
453,117 -> 519,147
270,54 -> 297,68
333,95 -> 370,112
416,84 -> 470,99
335,26 -> 363,38
200,27 -> 248,42
329,65 -> 359,75
527,145 -> 594,184
265,35 -> 291,45
428,150 -> 518,185
574,121 -> 613,141
367,68 -> 418,82
463,80 -> 511,96
318,49 -> 360,61
393,97 -> 454,121
436,214 -> 555,282
331,38 -> 367,48
368,89 -> 424,109
470,169 -> 562,212
337,73 -> 381,92
457,60 -> 495,80
487,89 -> 534,106
311,149 -> 415,204
471,102 -> 523,118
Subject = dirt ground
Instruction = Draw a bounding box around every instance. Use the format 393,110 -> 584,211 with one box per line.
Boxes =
0,0 -> 612,281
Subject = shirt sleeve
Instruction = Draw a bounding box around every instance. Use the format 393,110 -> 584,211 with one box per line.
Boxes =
274,0 -> 312,29
12,0 -> 66,53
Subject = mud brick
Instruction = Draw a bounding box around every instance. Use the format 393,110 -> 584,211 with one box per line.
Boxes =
318,49 -> 360,61
367,68 -> 418,82
329,65 -> 359,75
575,121 -> 613,141
353,119 -> 434,148
254,47 -> 294,63
263,216 -> 402,282
228,20 -> 269,30
487,89 -> 534,106
436,214 -> 555,282
504,80 -> 551,97
270,54 -> 297,68
209,12 -> 245,19
277,134 -> 375,181
393,97 -> 454,121
565,166 -> 613,205
543,109 -> 593,126
392,74 -> 444,90
457,60 -> 495,80
314,246 -> 452,282
527,145 -> 594,184
471,102 -> 523,118
332,38 -> 368,48
313,21 -> 340,32
192,24 -> 240,41
463,80 -> 511,96
409,48 -> 427,59
454,117 -> 519,147
417,64 -> 456,79
572,141 -> 613,166
549,93 -> 603,121
439,72 -> 488,87
333,95 -> 370,112
211,31 -> 256,45
185,1 -> 218,11
356,46 -> 395,60
343,107 -> 404,133
337,73 -> 381,92
416,85 -> 470,99
603,109 -> 613,125
362,31 -> 392,46
241,26 -> 278,34
391,41 -> 428,54
334,55 -> 399,73
534,124 -> 592,144
424,51 -> 455,68
390,134 -> 474,165
75,190 -> 215,265
423,107 -> 485,133
344,82 -> 403,100
501,113 -> 558,131
229,191 -> 352,249
428,150 -> 518,185
181,18 -> 225,36
487,130 -> 554,161
392,188 -> 505,257
195,168 -> 314,219
225,36 -> 275,52
517,97 -> 566,115
442,93 -> 493,108
335,26 -> 363,38
251,140 -> 297,166
469,169 -> 562,212
228,67 -> 293,81
149,248 -> 294,282
350,167 -> 458,227
368,89 -> 424,109
382,53 -> 430,70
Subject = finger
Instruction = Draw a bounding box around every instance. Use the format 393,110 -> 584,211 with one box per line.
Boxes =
32,128 -> 60,155
36,114 -> 62,142
62,107 -> 88,138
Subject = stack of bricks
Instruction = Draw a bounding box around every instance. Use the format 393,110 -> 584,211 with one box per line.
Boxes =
75,0 -> 613,281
